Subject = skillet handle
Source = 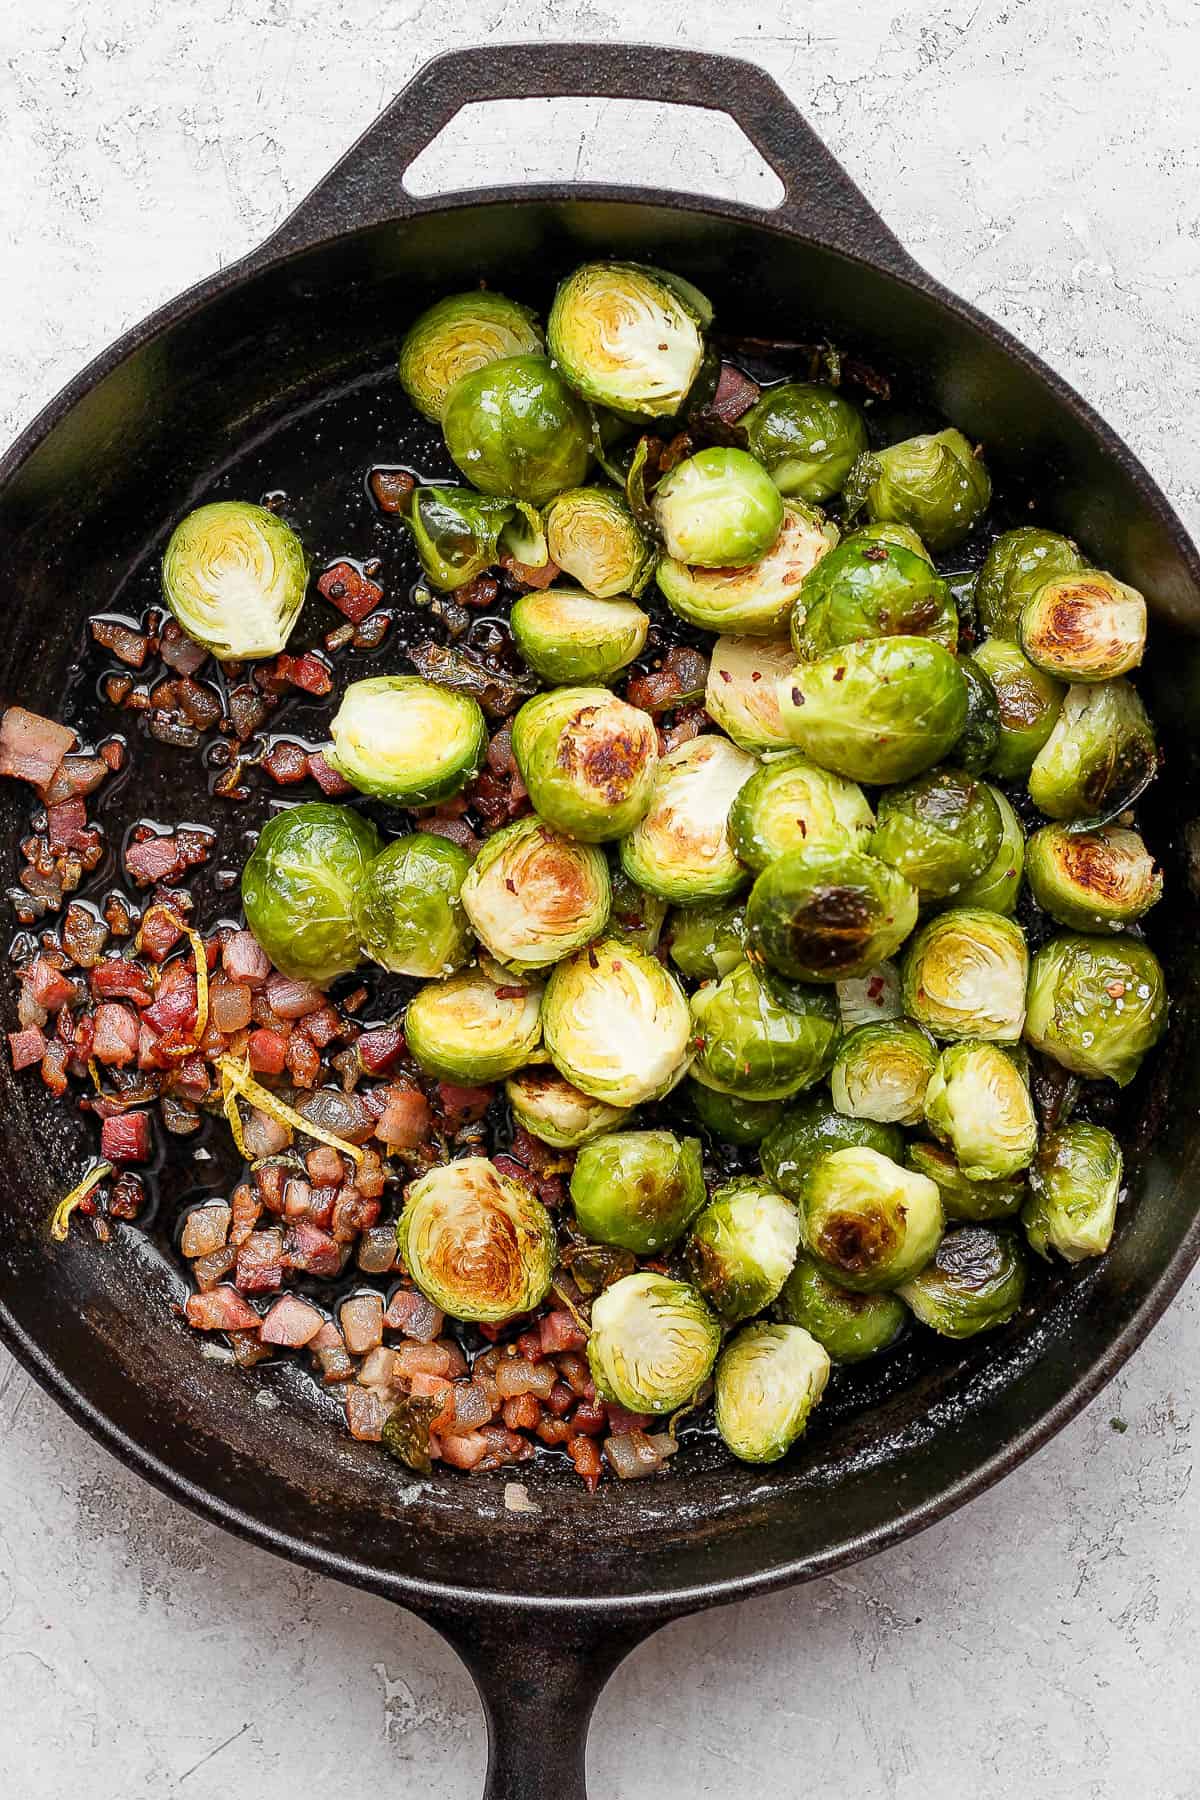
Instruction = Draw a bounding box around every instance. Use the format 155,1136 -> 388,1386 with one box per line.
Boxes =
255,43 -> 921,281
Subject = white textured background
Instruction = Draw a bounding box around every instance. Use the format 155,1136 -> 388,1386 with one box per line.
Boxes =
2,3 -> 1199,1795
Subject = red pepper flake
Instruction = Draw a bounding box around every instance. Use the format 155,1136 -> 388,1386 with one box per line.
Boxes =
833,667 -> 846,682
750,670 -> 762,682
494,985 -> 529,1001
1106,980 -> 1126,999
719,669 -> 733,683
791,687 -> 804,705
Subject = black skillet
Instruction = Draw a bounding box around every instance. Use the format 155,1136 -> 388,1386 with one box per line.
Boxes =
2,43 -> 1199,1800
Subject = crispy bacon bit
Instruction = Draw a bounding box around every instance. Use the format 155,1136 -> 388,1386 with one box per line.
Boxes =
318,560 -> 384,624
569,1435 -> 604,1490
30,957 -> 77,1011
236,1228 -> 285,1294
282,1219 -> 343,1277
45,799 -> 89,852
368,467 -> 416,514
500,552 -> 561,591
90,960 -> 152,1005
538,1309 -> 588,1355
458,573 -> 500,610
247,1027 -> 288,1075
659,703 -> 708,755
99,1110 -> 151,1164
124,834 -> 184,887
0,706 -> 75,793
266,972 -> 324,1019
436,1081 -> 493,1123
260,1294 -> 325,1348
90,617 -> 150,668
186,1286 -> 262,1332
222,930 -> 271,987
356,1025 -> 404,1075
8,1026 -> 46,1070
262,740 -> 311,785
375,1086 -> 433,1148
383,1290 -> 444,1341
93,1002 -> 140,1066
307,751 -> 353,797
699,361 -> 762,429
276,651 -> 334,697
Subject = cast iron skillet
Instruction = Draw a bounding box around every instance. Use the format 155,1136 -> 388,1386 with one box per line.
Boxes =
2,43 -> 1199,1799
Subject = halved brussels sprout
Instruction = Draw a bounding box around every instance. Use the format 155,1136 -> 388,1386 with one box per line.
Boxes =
397,1156 -> 555,1322
657,501 -> 838,636
905,1140 -> 1025,1221
955,655 -> 1002,776
871,769 -> 1002,904
406,486 -> 524,592
1020,569 -> 1147,683
745,846 -> 919,983
1025,822 -> 1161,932
761,1095 -> 903,1202
570,1128 -> 706,1254
398,292 -> 544,422
1024,933 -> 1166,1086
862,428 -> 991,552
975,527 -> 1085,637
404,964 -> 543,1083
1028,678 -> 1158,824
902,909 -> 1028,1042
460,815 -> 610,973
241,802 -> 382,987
511,686 -> 659,842
690,959 -> 840,1101
665,900 -> 747,982
620,735 -> 756,904
742,382 -> 869,503
505,1067 -> 630,1148
685,1176 -> 800,1323
547,262 -> 708,419
776,1253 -> 906,1362
542,935 -> 691,1106
653,448 -> 784,568
543,486 -> 654,597
511,590 -> 649,686
587,1271 -> 720,1414
729,754 -> 875,873
830,1020 -> 938,1125
898,1225 -> 1026,1338
836,961 -> 902,1030
442,355 -> 593,505
798,1146 -> 944,1292
354,831 -> 474,978
971,637 -> 1065,780
327,675 -> 486,805
704,635 -> 796,752
1023,1121 -> 1122,1261
687,1079 -> 784,1146
793,539 -> 957,660
923,1041 -> 1037,1180
777,637 -> 969,785
956,789 -> 1024,916
162,500 -> 308,660
607,862 -> 669,954
715,1321 -> 830,1463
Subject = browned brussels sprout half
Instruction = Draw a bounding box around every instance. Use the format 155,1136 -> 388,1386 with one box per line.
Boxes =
762,1095 -> 904,1203
548,261 -> 709,419
1023,1121 -> 1122,1261
162,500 -> 308,660
397,1157 -> 555,1322
511,686 -> 659,842
1020,569 -> 1146,683
746,846 -> 919,983
975,528 -> 1084,637
1028,679 -> 1158,824
1025,823 -> 1162,931
797,1146 -> 944,1292
971,637 -> 1065,780
398,292 -> 544,422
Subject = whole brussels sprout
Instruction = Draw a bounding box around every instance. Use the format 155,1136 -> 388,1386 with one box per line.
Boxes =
511,686 -> 659,842
742,382 -> 869,503
1023,1121 -> 1123,1261
510,590 -> 649,685
405,486 -> 525,592
902,909 -> 1028,1042
1028,679 -> 1158,824
777,637 -> 969,785
404,964 -> 543,1083
1026,823 -> 1161,932
1024,933 -> 1166,1086
685,1176 -> 800,1322
730,753 -> 875,873
690,959 -> 840,1102
776,1253 -> 906,1362
442,355 -> 593,505
547,261 -> 708,419
620,735 -> 756,904
587,1271 -> 720,1414
793,539 -> 957,660
398,291 -> 544,422
241,802 -> 382,987
761,1095 -> 903,1203
871,768 -> 1002,904
975,527 -> 1084,637
571,1129 -> 706,1254
955,789 -> 1025,916
714,1322 -> 830,1463
831,1020 -> 938,1126
327,675 -> 486,805
687,1079 -> 784,1146
397,1156 -> 555,1322
543,486 -> 655,597
924,1041 -> 1038,1180
955,655 -> 1002,776
704,635 -> 796,753
1020,568 -> 1147,683
354,831 -> 474,978
542,935 -> 692,1106
898,1225 -> 1026,1338
607,862 -> 669,954
459,815 -> 610,973
654,448 -> 784,568
657,500 -> 838,636
862,428 -> 991,552
745,846 -> 919,984
905,1140 -> 1025,1221
836,960 -> 903,1030
798,1146 -> 944,1292
971,637 -> 1065,780
665,900 -> 747,982
162,500 -> 308,660
505,1067 -> 630,1149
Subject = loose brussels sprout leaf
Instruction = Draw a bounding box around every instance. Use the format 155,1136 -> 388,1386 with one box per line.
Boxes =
404,965 -> 543,1083
327,675 -> 486,805
1023,1121 -> 1122,1261
504,1067 -> 630,1148
923,1041 -> 1038,1180
863,428 -> 991,553
406,486 -> 518,592
544,486 -> 655,598
902,908 -> 1028,1042
397,1156 -> 555,1322
1028,679 -> 1158,825
1020,569 -> 1147,684
777,637 -> 968,786
730,753 -> 875,873
511,590 -> 649,686
798,1146 -> 944,1292
460,815 -> 610,973
793,539 -> 957,661
1025,822 -> 1162,932
690,959 -> 840,1102
619,735 -> 756,904
380,1394 -> 441,1475
836,961 -> 903,1030
905,1140 -> 1024,1221
657,501 -> 838,636
745,845 -> 919,984
665,899 -> 747,982
956,789 -> 1025,916
742,382 -> 869,503
542,935 -> 692,1107
975,527 -> 1086,638
606,861 -> 668,954
511,686 -> 659,842
570,1129 -> 706,1254
241,803 -> 382,987
547,262 -> 708,419
898,1224 -> 1026,1338
705,635 -> 797,753
442,355 -> 593,505
1024,933 -> 1166,1087
685,1175 -> 801,1323
955,655 -> 1001,775
587,1272 -> 720,1414
776,1253 -> 906,1362
761,1096 -> 903,1203
162,500 -> 308,660
654,448 -> 784,569
354,831 -> 474,978
831,1020 -> 938,1126
871,768 -> 1001,905
714,1322 -> 830,1464
971,637 -> 1065,780
686,1079 -> 784,1146
397,292 -> 544,422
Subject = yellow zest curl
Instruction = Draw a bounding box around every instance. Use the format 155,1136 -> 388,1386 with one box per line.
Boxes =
50,1160 -> 114,1242
216,1055 -> 364,1167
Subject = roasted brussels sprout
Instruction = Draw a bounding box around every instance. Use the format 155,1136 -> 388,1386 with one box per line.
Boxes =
607,862 -> 669,954
571,1129 -> 706,1254
956,789 -> 1025,916
745,846 -> 919,983
241,802 -> 382,987
685,1177 -> 800,1323
793,539 -> 957,660
327,675 -> 486,805
542,935 -> 692,1106
405,486 -> 520,592
777,637 -> 969,785
1024,933 -> 1166,1086
1025,822 -> 1162,932
924,1041 -> 1038,1180
902,909 -> 1028,1043
587,1272 -> 720,1414
690,960 -> 840,1101
1020,569 -> 1147,683
543,486 -> 654,597
871,768 -> 1002,904
505,1067 -> 630,1148
742,382 -> 869,503
620,735 -> 756,904
162,500 -> 308,660
830,1020 -> 938,1126
729,753 -> 875,873
404,964 -> 543,1083
687,1079 -> 784,1146
547,261 -> 708,419
975,527 -> 1084,637
905,1140 -> 1025,1222
398,292 -> 544,422
665,899 -> 747,981
971,637 -> 1065,780
656,500 -> 838,636
761,1095 -> 903,1202
441,355 -> 593,505
397,1156 -> 555,1322
862,428 -> 991,552
715,1322 -> 830,1463
843,520 -> 933,563
1028,678 -> 1158,824
776,1253 -> 906,1362
898,1225 -> 1026,1338
510,590 -> 649,685
836,961 -> 903,1030
704,635 -> 796,752
511,686 -> 659,842
653,448 -> 784,568
797,1146 -> 944,1292
955,654 -> 1002,775
460,815 -> 610,972
354,831 -> 474,978
1023,1121 -> 1122,1261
